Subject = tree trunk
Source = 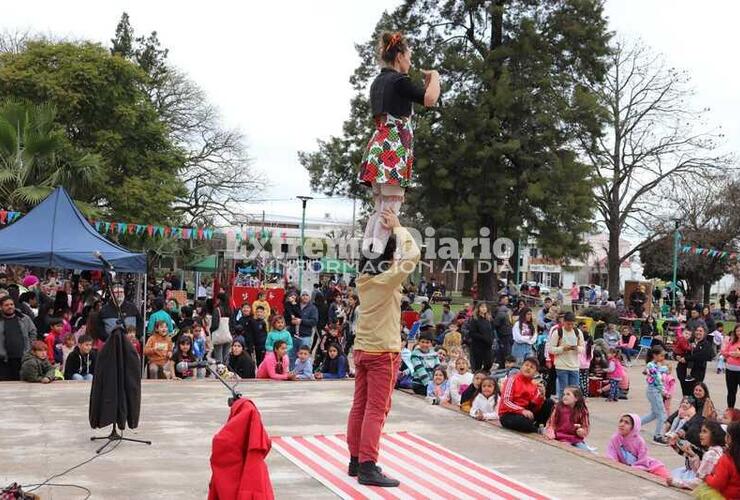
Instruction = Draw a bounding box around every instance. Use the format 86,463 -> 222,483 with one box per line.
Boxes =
686,278 -> 703,302
607,225 -> 621,299
479,259 -> 497,302
703,282 -> 711,305
463,258 -> 475,295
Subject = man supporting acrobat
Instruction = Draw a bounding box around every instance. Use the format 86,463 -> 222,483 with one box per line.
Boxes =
346,208 -> 420,487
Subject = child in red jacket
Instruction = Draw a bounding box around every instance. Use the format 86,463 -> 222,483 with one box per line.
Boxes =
499,357 -> 554,433
704,421 -> 740,499
44,318 -> 65,364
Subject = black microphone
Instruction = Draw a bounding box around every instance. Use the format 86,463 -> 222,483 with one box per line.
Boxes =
93,250 -> 115,270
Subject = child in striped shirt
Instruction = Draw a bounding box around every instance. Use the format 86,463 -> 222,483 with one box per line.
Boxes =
410,331 -> 440,395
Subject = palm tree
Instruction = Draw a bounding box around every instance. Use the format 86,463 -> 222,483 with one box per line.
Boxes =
0,99 -> 103,211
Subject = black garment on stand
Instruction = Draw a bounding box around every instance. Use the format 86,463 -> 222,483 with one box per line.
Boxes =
89,328 -> 141,430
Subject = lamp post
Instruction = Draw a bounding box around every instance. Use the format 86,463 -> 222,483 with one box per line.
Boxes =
297,196 -> 313,291
515,237 -> 522,286
671,219 -> 681,308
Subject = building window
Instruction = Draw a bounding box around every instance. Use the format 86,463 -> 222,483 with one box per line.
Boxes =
550,272 -> 561,288
529,247 -> 539,258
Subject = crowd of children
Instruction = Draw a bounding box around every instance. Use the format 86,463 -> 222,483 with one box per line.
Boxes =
392,296 -> 740,498
4,266 -> 740,498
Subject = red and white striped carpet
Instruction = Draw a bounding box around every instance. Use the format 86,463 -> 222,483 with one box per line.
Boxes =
272,431 -> 551,500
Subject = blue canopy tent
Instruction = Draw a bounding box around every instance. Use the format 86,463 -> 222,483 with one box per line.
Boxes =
0,187 -> 146,272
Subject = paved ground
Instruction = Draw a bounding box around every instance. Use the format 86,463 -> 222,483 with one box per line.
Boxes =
1,360 -> 726,499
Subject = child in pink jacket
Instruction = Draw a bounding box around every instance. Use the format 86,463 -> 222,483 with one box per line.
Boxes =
256,340 -> 296,380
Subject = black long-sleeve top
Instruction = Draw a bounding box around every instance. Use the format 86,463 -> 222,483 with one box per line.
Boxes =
468,317 -> 494,348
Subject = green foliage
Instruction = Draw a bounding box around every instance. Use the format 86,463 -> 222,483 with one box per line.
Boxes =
0,99 -> 103,211
641,232 -> 730,300
0,40 -> 184,222
299,0 -> 611,299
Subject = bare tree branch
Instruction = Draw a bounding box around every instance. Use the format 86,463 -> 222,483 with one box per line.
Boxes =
584,38 -> 731,296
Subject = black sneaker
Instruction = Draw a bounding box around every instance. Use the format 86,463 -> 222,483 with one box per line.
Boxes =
348,457 -> 359,477
358,461 -> 400,487
653,436 -> 668,446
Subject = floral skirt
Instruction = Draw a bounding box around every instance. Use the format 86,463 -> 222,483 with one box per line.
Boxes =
358,114 -> 414,187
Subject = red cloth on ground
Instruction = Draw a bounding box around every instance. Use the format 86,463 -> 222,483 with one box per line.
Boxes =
347,350 -> 401,463
208,398 -> 274,500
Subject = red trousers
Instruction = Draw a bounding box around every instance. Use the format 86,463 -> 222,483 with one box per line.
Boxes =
346,350 -> 400,463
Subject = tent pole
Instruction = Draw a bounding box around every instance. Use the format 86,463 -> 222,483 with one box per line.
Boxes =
141,272 -> 148,379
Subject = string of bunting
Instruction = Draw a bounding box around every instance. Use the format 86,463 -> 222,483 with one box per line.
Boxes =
680,245 -> 738,261
0,208 -> 288,242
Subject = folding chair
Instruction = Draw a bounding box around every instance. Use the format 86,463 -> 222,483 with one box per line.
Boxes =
636,336 -> 653,360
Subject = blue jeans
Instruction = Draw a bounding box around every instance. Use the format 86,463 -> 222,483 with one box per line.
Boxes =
72,373 -> 93,381
512,342 -> 533,364
641,386 -> 666,438
555,369 -> 579,399
290,335 -> 312,370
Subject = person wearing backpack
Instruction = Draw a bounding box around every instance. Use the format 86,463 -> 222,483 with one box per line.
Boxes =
548,312 -> 584,400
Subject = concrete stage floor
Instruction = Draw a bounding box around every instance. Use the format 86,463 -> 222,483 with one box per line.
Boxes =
0,377 -> 693,499
1,366 -> 703,499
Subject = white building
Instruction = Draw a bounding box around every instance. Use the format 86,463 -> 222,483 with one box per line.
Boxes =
518,233 -> 644,291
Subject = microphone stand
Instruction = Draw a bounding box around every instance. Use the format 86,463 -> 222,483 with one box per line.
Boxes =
90,254 -> 152,453
204,363 -> 242,407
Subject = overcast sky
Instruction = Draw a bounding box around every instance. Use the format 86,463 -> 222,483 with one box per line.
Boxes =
3,0 -> 738,225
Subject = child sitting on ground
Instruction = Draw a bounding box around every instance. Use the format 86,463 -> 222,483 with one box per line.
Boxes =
315,322 -> 343,368
702,421 -> 740,499
545,386 -> 595,452
144,320 -> 174,379
125,325 -> 142,356
396,333 -> 414,389
445,345 -> 462,377
43,318 -> 65,364
449,356 -> 473,406
470,376 -> 499,421
316,343 -> 348,379
191,320 -> 211,362
173,335 -> 199,379
292,344 -> 315,380
227,337 -> 256,379
667,420 -> 728,489
20,341 -> 56,383
63,334 -> 95,381
460,370 -> 487,413
256,340 -> 296,380
435,346 -> 449,374
606,414 -> 670,479
409,331 -> 440,395
605,348 -> 625,402
426,367 -> 451,405
264,315 -> 293,355
59,332 -> 76,373
491,355 -> 520,389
